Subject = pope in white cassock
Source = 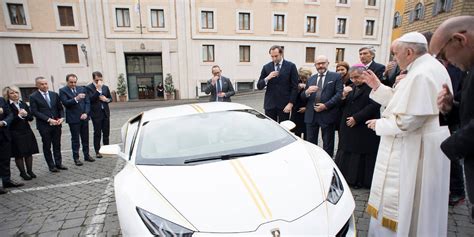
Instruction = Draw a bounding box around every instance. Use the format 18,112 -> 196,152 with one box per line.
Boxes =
364,32 -> 452,236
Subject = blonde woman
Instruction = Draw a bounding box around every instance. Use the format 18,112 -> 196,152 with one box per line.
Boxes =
3,86 -> 39,180
290,67 -> 312,139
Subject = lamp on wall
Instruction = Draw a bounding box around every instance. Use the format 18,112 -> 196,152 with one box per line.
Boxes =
81,44 -> 89,67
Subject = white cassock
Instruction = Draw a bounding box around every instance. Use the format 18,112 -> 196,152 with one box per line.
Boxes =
367,54 -> 452,236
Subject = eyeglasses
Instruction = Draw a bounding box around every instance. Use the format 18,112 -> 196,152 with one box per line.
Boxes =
434,30 -> 467,59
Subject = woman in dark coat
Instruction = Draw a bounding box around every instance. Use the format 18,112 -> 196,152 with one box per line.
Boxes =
3,86 -> 39,180
335,62 -> 352,133
290,67 -> 312,139
335,64 -> 380,189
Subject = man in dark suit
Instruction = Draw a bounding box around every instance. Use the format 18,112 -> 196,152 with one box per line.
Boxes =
29,76 -> 67,172
359,46 -> 386,83
60,74 -> 94,166
203,65 -> 235,102
0,97 -> 23,194
432,15 -> 474,222
301,55 -> 343,157
257,45 -> 298,122
86,71 -> 112,158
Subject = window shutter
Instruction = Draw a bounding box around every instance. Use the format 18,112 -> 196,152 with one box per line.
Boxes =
446,0 -> 453,12
432,1 -> 438,16
409,10 -> 414,23
420,5 -> 425,19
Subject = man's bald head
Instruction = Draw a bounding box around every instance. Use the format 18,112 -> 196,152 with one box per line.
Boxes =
431,16 -> 474,70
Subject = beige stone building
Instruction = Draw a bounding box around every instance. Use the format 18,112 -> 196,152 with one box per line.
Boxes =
0,0 -> 394,101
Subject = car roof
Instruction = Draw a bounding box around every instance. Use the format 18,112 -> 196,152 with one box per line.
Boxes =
140,102 -> 255,122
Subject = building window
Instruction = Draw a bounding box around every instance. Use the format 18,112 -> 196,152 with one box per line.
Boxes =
273,14 -> 285,32
367,0 -> 376,6
15,44 -> 33,64
201,11 -> 214,29
19,87 -> 36,103
336,18 -> 347,35
306,16 -> 317,33
151,9 -> 165,28
63,44 -> 79,64
365,20 -> 375,36
304,0 -> 319,4
57,6 -> 74,27
238,12 -> 250,30
409,2 -> 425,22
433,0 -> 453,15
338,0 -> 348,4
202,45 -> 214,62
239,46 -> 250,62
116,8 -> 130,27
336,48 -> 345,62
7,3 -> 26,25
393,11 -> 401,28
305,47 -> 315,63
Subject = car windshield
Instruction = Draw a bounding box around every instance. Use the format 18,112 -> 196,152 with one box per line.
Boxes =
135,109 -> 296,165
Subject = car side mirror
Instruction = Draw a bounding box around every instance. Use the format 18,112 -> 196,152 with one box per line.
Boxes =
99,144 -> 122,158
280,120 -> 296,131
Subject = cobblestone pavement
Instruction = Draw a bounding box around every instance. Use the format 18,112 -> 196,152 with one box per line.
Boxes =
0,92 -> 472,236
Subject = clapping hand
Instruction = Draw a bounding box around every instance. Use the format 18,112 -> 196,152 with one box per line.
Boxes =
18,108 -> 28,117
99,95 -> 109,102
75,93 -> 86,101
437,84 -> 453,114
342,86 -> 353,98
306,85 -> 319,95
211,75 -> 219,85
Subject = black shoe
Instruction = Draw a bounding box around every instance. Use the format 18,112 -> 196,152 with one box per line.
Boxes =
27,171 -> 37,178
49,167 -> 59,172
85,157 -> 95,162
449,195 -> 465,206
74,160 -> 84,166
3,180 -> 25,188
20,172 -> 32,181
56,165 -> 68,170
96,153 -> 103,158
0,188 -> 7,195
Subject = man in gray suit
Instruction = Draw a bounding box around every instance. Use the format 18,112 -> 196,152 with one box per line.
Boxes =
204,65 -> 235,102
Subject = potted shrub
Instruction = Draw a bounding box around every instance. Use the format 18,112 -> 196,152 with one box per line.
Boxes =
117,73 -> 127,102
164,73 -> 175,100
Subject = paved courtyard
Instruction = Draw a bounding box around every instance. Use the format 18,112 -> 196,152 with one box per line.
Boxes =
0,92 -> 473,236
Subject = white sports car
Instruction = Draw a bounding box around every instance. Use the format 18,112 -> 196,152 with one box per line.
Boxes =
101,102 -> 356,236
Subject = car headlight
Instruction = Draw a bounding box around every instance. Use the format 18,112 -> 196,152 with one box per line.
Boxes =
326,168 -> 344,204
136,207 -> 194,236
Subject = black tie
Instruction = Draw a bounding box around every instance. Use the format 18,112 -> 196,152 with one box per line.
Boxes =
315,74 -> 324,103
276,63 -> 281,72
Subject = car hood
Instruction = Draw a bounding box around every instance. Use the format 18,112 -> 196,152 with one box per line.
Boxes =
136,141 -> 333,233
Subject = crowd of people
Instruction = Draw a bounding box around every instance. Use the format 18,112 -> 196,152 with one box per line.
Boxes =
253,16 -> 474,236
0,14 -> 472,236
0,71 -> 112,194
